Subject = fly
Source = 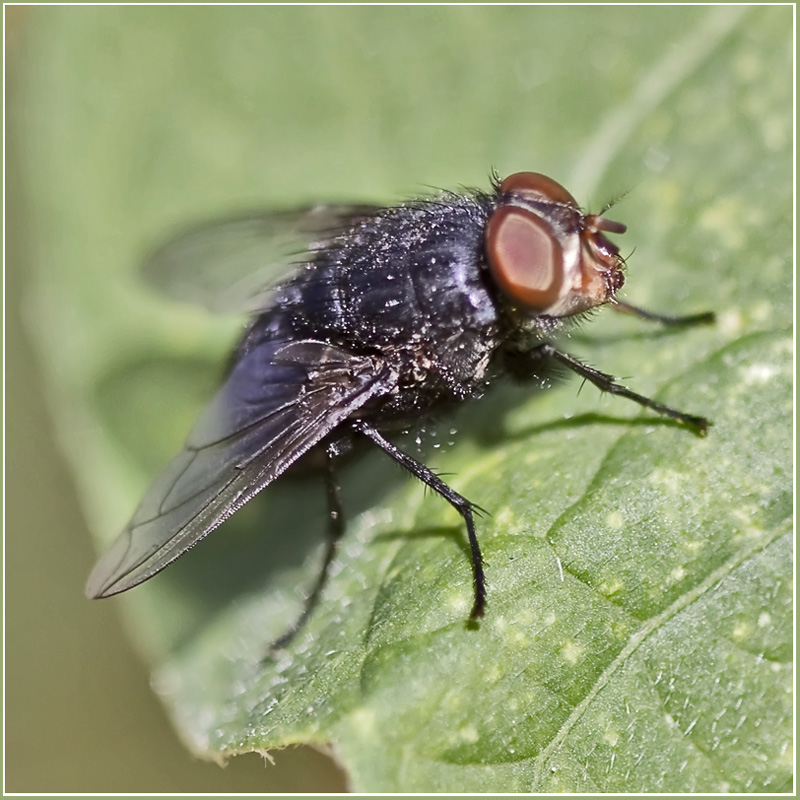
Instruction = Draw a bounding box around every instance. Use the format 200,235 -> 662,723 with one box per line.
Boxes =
86,171 -> 713,645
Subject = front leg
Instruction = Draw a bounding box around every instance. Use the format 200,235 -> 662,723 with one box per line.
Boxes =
610,298 -> 715,327
507,343 -> 711,436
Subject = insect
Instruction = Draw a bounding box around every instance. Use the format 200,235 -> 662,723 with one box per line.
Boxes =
86,171 -> 712,644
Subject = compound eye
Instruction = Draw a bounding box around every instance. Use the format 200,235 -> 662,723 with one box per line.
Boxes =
499,172 -> 578,207
487,205 -> 563,311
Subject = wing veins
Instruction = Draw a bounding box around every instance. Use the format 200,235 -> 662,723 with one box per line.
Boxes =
87,343 -> 397,598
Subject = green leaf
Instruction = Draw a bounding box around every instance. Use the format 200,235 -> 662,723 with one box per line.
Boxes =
16,5 -> 791,792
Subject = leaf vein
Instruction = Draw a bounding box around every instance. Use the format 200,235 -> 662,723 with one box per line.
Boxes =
530,520 -> 790,787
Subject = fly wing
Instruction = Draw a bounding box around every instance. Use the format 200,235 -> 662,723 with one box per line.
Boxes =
86,339 -> 395,598
141,205 -> 381,313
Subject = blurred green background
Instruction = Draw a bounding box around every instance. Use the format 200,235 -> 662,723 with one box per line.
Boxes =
6,4 -> 791,793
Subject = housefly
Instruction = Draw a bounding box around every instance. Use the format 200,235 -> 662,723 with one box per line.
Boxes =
86,171 -> 713,644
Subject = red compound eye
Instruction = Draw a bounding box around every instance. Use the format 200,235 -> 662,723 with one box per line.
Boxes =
499,172 -> 578,207
486,205 -> 564,311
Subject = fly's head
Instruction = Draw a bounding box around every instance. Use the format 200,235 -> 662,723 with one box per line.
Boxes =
485,172 -> 627,325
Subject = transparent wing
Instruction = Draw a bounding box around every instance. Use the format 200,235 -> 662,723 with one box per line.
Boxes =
141,204 -> 381,313
86,338 -> 395,598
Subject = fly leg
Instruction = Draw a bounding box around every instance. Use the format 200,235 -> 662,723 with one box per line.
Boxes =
610,298 -> 715,327
270,443 -> 346,651
532,343 -> 711,435
353,419 -> 487,619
